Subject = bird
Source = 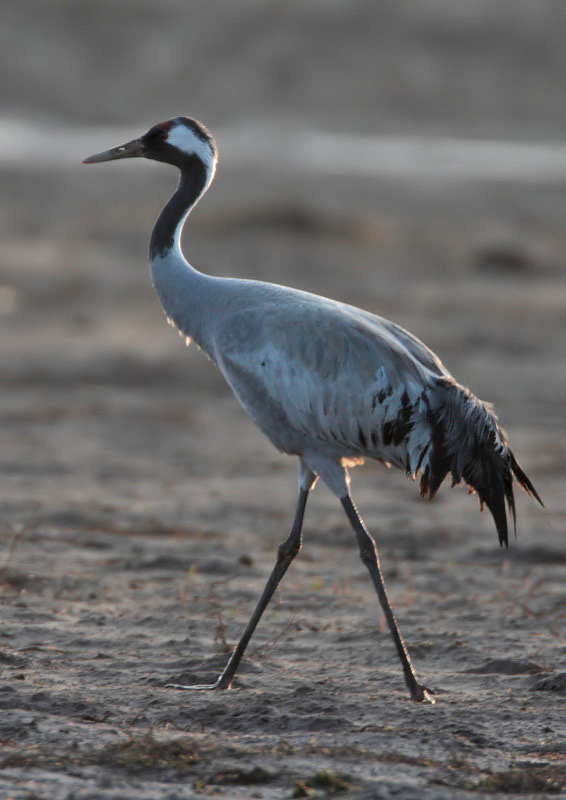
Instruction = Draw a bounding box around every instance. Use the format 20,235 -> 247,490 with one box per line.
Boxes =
83,116 -> 542,703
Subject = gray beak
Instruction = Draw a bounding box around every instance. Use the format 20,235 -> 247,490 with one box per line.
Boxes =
82,137 -> 145,164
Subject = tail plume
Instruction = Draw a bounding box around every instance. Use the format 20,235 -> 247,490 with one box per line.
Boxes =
418,380 -> 542,547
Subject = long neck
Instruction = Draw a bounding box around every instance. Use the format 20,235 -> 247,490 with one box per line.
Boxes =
150,155 -> 212,260
149,156 -> 216,352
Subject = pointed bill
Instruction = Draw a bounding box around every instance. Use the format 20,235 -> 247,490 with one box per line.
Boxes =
82,138 -> 144,164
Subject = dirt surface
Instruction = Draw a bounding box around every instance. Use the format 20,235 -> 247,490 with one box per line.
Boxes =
2,2 -> 566,798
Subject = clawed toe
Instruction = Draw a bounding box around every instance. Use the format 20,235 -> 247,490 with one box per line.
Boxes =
412,684 -> 436,704
165,682 -> 217,691
165,676 -> 232,691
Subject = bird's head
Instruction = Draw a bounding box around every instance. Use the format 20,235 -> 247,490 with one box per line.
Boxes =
83,117 -> 217,176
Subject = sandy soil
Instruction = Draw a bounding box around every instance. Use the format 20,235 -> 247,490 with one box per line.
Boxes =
2,2 -> 566,798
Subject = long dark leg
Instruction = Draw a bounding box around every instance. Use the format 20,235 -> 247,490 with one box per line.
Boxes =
341,496 -> 434,703
167,488 -> 310,691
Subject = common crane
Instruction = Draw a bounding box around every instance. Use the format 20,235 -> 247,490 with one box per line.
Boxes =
83,117 -> 541,703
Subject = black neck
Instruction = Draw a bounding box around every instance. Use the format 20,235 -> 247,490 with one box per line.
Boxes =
149,155 -> 208,260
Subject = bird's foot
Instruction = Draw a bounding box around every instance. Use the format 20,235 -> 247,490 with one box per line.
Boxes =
411,683 -> 436,704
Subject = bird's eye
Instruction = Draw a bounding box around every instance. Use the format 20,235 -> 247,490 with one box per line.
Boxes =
145,124 -> 169,145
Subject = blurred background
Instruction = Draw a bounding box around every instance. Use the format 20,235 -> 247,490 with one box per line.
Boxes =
2,0 -> 564,542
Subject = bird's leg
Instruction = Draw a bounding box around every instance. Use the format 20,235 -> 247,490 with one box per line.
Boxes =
341,496 -> 435,704
167,487 -> 309,691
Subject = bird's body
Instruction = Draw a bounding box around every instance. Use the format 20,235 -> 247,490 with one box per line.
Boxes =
160,266 -> 444,473
175,277 -> 501,514
84,117 -> 541,703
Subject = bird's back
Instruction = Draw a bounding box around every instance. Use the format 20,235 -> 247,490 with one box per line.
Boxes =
210,282 -> 445,460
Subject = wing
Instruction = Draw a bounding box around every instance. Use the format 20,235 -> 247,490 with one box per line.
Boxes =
212,295 -> 450,470
211,290 -> 541,547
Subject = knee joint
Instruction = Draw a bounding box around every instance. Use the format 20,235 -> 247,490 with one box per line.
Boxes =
358,540 -> 377,566
277,539 -> 301,562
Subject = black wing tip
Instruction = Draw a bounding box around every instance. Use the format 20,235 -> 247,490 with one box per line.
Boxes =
511,455 -> 543,507
419,460 -> 539,547
416,386 -> 541,544
484,453 -> 542,547
485,492 -> 509,548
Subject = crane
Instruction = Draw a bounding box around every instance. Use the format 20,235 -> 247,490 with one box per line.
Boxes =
83,117 -> 541,703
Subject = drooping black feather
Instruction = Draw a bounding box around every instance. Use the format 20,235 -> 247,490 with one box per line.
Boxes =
419,380 -> 541,547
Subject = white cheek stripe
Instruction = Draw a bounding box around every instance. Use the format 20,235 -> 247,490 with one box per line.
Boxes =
167,124 -> 216,173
